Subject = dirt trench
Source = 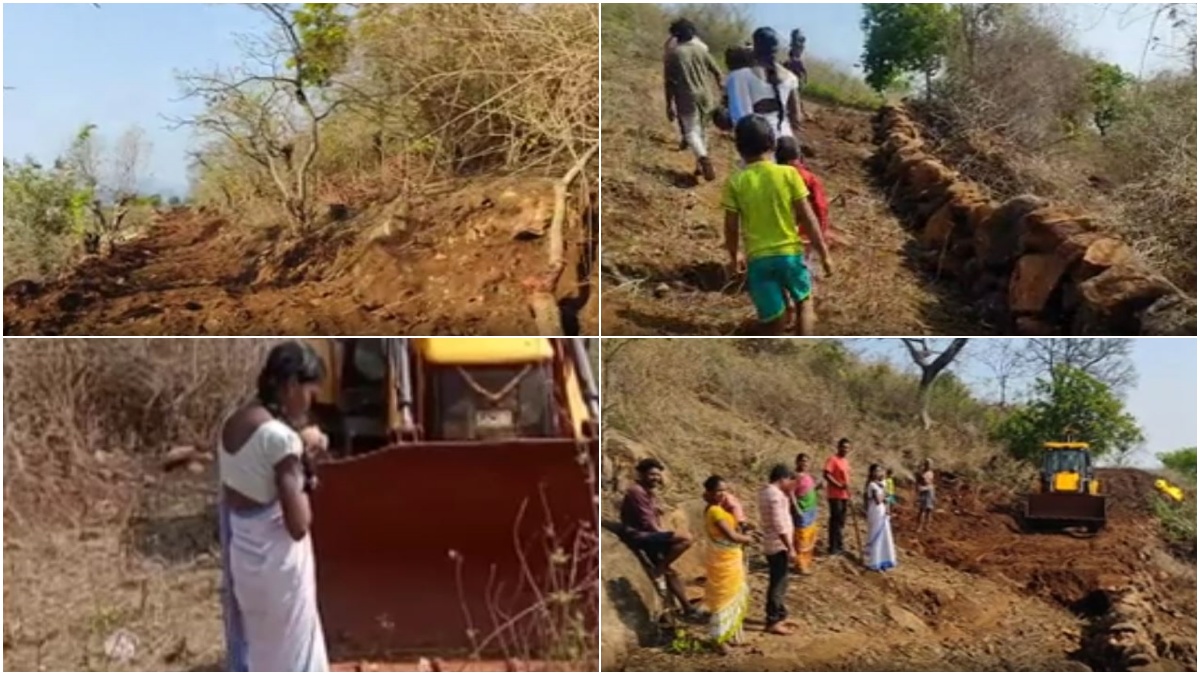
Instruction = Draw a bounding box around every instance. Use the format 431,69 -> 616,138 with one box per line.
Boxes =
600,99 -> 993,336
4,177 -> 598,336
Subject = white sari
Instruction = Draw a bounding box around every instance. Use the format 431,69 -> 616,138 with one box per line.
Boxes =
220,421 -> 329,672
865,481 -> 897,572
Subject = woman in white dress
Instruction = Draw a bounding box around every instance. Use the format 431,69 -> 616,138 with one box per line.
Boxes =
219,341 -> 330,671
725,27 -> 804,147
864,463 -> 897,572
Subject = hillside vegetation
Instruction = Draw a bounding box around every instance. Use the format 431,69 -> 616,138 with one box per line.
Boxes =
600,338 -> 1195,672
599,3 -> 1194,335
4,4 -> 599,335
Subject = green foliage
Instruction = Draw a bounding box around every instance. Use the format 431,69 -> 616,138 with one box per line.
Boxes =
1153,493 -> 1196,556
803,58 -> 887,110
994,366 -> 1144,463
290,3 -> 350,88
860,3 -> 953,92
1158,447 -> 1197,480
1087,62 -> 1131,136
3,158 -> 93,280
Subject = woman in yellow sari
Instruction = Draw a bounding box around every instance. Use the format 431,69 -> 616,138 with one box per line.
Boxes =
791,453 -> 822,575
702,475 -> 754,654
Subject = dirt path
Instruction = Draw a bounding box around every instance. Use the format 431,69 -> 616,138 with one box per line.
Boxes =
601,100 -> 992,335
607,470 -> 1196,672
5,177 -> 598,336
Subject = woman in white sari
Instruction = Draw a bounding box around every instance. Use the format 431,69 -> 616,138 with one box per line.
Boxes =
864,463 -> 897,572
219,341 -> 329,671
725,27 -> 803,147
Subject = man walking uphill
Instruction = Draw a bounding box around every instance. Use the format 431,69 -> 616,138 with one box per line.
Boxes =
824,438 -> 852,556
758,463 -> 797,636
663,18 -> 723,181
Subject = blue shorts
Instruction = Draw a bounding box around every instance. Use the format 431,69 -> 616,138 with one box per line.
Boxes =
747,254 -> 812,322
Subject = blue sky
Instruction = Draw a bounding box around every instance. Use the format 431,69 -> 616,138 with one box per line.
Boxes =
3,4 -> 1191,196
744,3 -> 1186,73
2,3 -> 274,195
852,339 -> 1197,469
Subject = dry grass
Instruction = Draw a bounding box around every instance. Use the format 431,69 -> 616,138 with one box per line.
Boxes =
3,338 -> 275,671
3,338 -> 599,671
602,339 -> 1025,509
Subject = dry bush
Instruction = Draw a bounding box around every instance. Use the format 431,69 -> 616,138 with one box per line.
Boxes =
1101,74 -> 1198,289
353,4 -> 599,175
937,5 -> 1091,151
603,339 -> 1009,509
3,338 -> 277,533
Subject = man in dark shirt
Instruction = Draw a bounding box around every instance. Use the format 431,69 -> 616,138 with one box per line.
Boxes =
620,458 -> 695,617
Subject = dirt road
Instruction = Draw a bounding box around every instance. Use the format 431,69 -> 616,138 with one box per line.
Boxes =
5,177 -> 597,336
601,99 -> 989,336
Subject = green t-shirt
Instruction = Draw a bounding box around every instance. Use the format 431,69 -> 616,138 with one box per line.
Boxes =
721,160 -> 810,260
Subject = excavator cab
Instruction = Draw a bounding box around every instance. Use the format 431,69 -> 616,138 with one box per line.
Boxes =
1025,441 -> 1107,532
303,338 -> 599,668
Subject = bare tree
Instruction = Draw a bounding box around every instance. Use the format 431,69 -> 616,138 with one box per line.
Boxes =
900,338 -> 970,429
111,126 -> 149,198
972,338 -> 1033,406
170,4 -> 347,229
1024,338 -> 1135,394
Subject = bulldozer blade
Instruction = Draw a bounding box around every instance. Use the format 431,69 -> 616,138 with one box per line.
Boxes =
311,439 -> 597,662
1025,493 -> 1107,529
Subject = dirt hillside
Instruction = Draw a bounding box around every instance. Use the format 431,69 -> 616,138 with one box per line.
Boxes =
601,340 -> 1196,671
600,64 -> 1193,336
4,176 -> 598,336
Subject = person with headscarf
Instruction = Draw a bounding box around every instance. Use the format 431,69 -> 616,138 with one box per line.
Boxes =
219,341 -> 329,671
663,18 -> 724,181
725,27 -> 804,146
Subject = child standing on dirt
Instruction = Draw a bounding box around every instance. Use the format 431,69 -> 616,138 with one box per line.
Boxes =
722,115 -> 833,335
884,468 -> 897,511
775,136 -> 831,287
917,459 -> 936,532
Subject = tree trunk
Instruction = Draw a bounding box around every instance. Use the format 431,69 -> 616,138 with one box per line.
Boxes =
902,338 -> 970,430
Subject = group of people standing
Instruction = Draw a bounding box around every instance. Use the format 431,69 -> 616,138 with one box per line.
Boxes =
619,440 -> 939,654
662,18 -> 835,335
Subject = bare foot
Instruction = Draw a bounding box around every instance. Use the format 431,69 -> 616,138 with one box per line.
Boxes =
765,623 -> 793,636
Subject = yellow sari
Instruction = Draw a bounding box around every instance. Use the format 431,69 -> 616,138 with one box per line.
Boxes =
704,504 -> 748,646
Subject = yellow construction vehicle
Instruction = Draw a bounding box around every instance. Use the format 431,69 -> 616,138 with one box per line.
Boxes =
1024,440 -> 1107,533
302,338 -> 598,668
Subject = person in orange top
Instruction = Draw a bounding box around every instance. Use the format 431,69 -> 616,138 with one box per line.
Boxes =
823,438 -> 852,556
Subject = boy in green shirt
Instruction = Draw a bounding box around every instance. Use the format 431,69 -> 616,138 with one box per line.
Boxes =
722,115 -> 833,335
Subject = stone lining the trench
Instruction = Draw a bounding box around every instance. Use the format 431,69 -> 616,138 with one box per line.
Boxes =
1081,585 -> 1196,671
871,104 -> 1196,336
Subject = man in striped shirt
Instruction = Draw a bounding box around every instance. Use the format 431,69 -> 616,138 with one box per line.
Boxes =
758,463 -> 798,635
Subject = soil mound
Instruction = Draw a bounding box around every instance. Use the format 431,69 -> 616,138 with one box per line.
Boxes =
4,177 -> 597,336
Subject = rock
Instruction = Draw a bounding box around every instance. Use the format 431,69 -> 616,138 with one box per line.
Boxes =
103,628 -> 139,663
1018,208 -> 1094,254
1138,294 -> 1197,336
653,283 -> 670,299
1069,237 -> 1134,283
920,203 -> 955,247
1015,316 -> 1058,335
885,604 -> 931,634
186,460 -> 206,475
975,195 -> 1049,270
906,158 -> 957,194
1073,265 -> 1175,334
1009,253 -> 1070,315
600,528 -> 662,670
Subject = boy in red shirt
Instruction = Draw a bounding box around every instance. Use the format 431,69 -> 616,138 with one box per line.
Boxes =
776,136 -> 832,327
775,136 -> 831,258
